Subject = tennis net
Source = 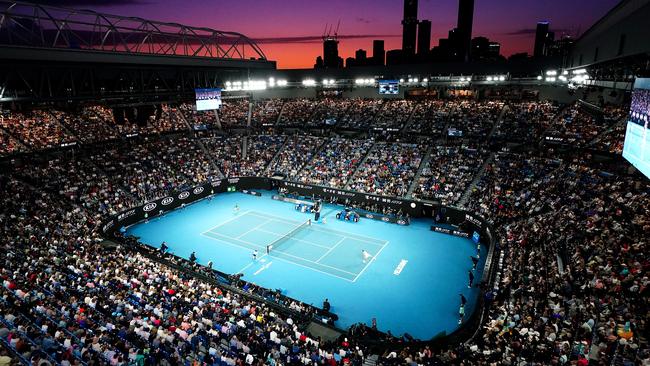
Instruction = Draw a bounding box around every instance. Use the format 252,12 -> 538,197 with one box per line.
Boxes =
266,220 -> 310,254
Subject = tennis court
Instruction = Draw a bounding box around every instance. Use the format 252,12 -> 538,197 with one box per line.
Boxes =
201,210 -> 388,281
126,190 -> 486,340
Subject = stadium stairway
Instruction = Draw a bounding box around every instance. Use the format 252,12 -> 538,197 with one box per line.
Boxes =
398,103 -> 420,134
47,110 -> 84,144
274,100 -> 287,126
264,135 -> 291,175
458,152 -> 495,207
344,140 -> 378,190
175,112 -> 225,178
587,115 -> 626,148
0,125 -> 30,153
486,104 -> 509,142
362,354 -> 379,366
539,102 -> 574,145
406,144 -> 434,198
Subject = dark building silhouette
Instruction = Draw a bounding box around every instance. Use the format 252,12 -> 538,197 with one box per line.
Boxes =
347,49 -> 367,68
372,39 -> 385,65
386,49 -> 403,65
548,35 -> 574,64
355,49 -> 367,63
401,0 -> 418,56
534,21 -> 552,57
471,36 -> 501,61
417,20 -> 431,56
314,56 -> 324,68
322,37 -> 343,68
456,0 -> 474,62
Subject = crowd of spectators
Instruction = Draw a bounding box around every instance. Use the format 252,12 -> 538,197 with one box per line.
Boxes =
465,152 -> 563,225
0,128 -> 27,156
338,99 -> 382,130
347,142 -> 424,197
251,99 -> 284,126
0,175 -> 368,365
447,101 -> 504,140
267,135 -> 325,179
406,100 -> 449,136
203,135 -> 286,177
57,107 -> 119,143
1,96 -> 647,365
492,102 -> 558,144
218,100 -> 250,127
544,103 -> 624,147
413,145 -> 489,205
296,138 -> 374,188
372,100 -> 415,131
278,99 -> 319,126
0,109 -> 77,149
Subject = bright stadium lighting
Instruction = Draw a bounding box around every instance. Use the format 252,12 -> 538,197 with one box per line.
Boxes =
322,79 -> 329,85
268,77 -> 275,87
537,75 -> 543,80
558,75 -> 567,82
486,76 -> 493,81
399,78 -> 405,83
423,78 -> 428,82
408,78 -> 413,83
499,76 -> 505,81
545,77 -> 556,82
413,78 -> 419,83
355,78 -> 364,85
330,79 -> 336,84
546,70 -> 557,76
302,79 -> 316,87
572,68 -> 587,75
562,70 -> 568,75
459,77 -> 465,82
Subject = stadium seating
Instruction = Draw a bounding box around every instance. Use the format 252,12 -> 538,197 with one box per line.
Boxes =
1,97 -> 647,365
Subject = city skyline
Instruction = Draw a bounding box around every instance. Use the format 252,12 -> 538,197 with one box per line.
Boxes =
32,0 -> 621,68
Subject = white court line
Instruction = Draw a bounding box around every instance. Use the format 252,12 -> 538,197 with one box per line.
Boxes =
352,240 -> 390,283
202,231 -> 356,282
254,262 -> 272,275
247,211 -> 385,246
203,230 -> 358,276
255,228 -> 332,249
236,218 -> 271,239
316,237 -> 347,263
201,210 -> 253,234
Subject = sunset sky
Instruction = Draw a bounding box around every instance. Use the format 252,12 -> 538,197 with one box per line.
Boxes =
36,0 -> 621,69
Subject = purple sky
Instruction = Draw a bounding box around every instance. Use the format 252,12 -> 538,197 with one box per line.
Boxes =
40,0 -> 620,68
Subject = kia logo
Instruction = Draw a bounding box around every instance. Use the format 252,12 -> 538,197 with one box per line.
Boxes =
143,202 -> 157,212
193,187 -> 204,195
178,191 -> 190,200
161,197 -> 174,206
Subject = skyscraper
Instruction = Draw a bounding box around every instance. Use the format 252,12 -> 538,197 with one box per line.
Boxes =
322,37 -> 341,68
355,49 -> 367,66
534,21 -> 550,57
417,20 -> 431,56
401,0 -> 418,56
456,0 -> 474,62
373,40 -> 385,66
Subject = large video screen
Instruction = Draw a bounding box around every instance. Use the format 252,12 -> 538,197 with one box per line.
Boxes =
195,88 -> 222,111
378,80 -> 399,95
623,78 -> 650,178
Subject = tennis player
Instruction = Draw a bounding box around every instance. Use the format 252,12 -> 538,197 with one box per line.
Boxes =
233,204 -> 240,214
362,249 -> 372,263
252,249 -> 258,261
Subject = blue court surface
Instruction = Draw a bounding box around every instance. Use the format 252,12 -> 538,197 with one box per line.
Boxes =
126,190 -> 485,339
